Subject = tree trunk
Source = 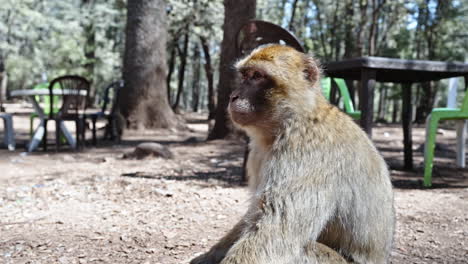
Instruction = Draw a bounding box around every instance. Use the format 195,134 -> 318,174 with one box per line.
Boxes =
392,98 -> 398,123
200,36 -> 216,120
120,0 -> 183,130
356,0 -> 369,56
192,44 -> 201,112
172,29 -> 190,112
166,42 -> 177,104
207,0 -> 256,140
343,0 -> 355,58
0,60 -> 6,112
82,0 -> 96,105
415,81 -> 436,124
288,0 -> 299,32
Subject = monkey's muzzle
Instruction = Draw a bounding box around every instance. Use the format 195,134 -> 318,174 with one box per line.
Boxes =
229,97 -> 257,126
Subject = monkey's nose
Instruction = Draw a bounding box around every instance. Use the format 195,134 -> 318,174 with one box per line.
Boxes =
230,95 -> 239,103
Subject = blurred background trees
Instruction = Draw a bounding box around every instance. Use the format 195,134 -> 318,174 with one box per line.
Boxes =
0,0 -> 467,132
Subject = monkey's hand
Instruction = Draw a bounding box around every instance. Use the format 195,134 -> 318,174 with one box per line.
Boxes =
190,250 -> 224,264
190,219 -> 249,264
219,182 -> 336,263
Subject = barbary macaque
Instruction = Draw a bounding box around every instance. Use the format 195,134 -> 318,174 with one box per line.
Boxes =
191,44 -> 394,264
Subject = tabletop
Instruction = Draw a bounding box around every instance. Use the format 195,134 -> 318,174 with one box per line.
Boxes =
11,89 -> 88,97
323,56 -> 468,170
324,56 -> 468,83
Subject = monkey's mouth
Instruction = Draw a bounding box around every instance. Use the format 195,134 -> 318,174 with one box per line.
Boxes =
228,102 -> 258,126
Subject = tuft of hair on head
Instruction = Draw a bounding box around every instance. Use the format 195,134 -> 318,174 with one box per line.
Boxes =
236,44 -> 321,88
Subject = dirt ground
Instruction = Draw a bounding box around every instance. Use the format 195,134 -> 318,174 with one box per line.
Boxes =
1,106 -> 467,264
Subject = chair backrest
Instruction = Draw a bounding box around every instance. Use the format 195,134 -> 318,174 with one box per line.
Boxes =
461,88 -> 468,112
321,77 -> 356,113
236,20 -> 304,56
99,80 -> 123,114
333,78 -> 356,113
48,75 -> 90,118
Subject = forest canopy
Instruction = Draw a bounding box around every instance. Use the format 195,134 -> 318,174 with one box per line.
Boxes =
0,0 -> 467,112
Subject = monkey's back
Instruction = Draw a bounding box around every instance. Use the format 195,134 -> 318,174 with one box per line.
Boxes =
270,102 -> 395,263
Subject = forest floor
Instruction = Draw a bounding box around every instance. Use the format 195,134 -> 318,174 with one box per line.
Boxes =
1,106 -> 467,264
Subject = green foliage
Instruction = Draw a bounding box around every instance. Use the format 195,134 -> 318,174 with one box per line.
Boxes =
166,0 -> 223,109
1,0 -> 467,113
0,0 -> 125,94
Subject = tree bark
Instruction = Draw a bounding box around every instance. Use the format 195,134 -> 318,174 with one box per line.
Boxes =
343,0 -> 355,58
82,0 -> 96,105
288,0 -> 299,32
0,61 -> 6,112
207,0 -> 256,140
392,98 -> 398,123
200,36 -> 216,120
166,42 -> 177,104
356,0 -> 369,56
172,28 -> 190,112
120,0 -> 183,130
192,44 -> 201,112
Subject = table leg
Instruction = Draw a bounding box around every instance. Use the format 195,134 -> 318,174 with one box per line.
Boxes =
59,121 -> 77,148
28,119 -> 45,152
401,83 -> 413,170
27,96 -> 46,152
458,75 -> 468,168
360,69 -> 376,137
456,120 -> 466,168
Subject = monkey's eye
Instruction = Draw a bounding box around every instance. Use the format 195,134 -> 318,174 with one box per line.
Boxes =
252,71 -> 263,80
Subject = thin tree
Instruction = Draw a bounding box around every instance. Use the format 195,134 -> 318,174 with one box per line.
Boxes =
208,0 -> 256,139
191,44 -> 201,112
200,36 -> 216,120
166,41 -> 178,103
172,26 -> 190,112
120,0 -> 183,129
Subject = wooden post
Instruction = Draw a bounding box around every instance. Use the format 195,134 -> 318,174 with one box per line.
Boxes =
401,83 -> 413,170
360,69 -> 377,137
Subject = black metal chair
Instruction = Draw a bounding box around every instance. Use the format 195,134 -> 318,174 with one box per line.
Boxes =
85,80 -> 123,145
236,20 -> 304,57
44,75 -> 90,151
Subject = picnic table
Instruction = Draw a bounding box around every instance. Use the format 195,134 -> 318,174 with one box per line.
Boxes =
324,56 -> 468,170
11,88 -> 87,152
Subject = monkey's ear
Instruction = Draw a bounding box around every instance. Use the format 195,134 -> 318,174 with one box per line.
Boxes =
303,56 -> 320,85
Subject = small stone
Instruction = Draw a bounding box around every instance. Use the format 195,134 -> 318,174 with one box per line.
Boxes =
125,142 -> 173,159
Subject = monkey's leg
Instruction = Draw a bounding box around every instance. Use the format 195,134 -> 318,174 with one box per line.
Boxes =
190,217 -> 250,264
218,188 -> 337,264
299,242 -> 349,264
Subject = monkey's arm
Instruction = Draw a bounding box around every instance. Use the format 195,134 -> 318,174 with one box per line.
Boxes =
220,157 -> 337,264
190,207 -> 260,264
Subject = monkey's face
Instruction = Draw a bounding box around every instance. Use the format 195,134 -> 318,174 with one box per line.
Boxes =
230,44 -> 321,129
228,67 -> 275,126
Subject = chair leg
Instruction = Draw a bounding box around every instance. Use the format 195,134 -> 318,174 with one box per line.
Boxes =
75,118 -> 85,150
92,117 -> 97,146
75,120 -> 81,150
456,120 -> 466,168
43,120 -> 48,151
30,116 -> 34,138
2,115 -> 15,151
107,116 -> 114,140
424,115 -> 439,187
81,118 -> 86,148
55,120 -> 61,151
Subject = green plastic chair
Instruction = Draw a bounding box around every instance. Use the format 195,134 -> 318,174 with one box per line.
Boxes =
321,77 -> 361,120
29,82 -> 61,136
423,90 -> 468,187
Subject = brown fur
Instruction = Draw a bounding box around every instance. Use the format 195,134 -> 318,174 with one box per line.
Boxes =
191,44 -> 394,264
